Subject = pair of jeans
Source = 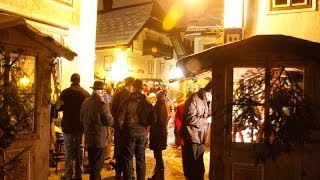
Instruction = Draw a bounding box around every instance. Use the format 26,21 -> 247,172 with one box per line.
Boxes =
63,132 -> 83,179
88,147 -> 106,180
121,136 -> 147,180
182,141 -> 205,180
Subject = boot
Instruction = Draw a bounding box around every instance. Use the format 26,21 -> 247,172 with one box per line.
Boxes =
157,168 -> 164,180
148,168 -> 164,180
147,167 -> 158,180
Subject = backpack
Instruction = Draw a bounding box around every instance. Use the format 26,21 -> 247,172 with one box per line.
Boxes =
137,100 -> 155,127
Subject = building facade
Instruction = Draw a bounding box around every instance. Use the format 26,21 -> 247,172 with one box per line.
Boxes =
0,0 -> 98,179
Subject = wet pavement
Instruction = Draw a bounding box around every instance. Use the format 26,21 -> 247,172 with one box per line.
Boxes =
48,146 -> 210,180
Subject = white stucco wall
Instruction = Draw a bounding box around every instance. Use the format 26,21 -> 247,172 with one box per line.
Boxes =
244,0 -> 320,42
95,28 -> 177,85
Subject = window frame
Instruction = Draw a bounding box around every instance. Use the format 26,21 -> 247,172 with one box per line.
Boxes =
269,0 -> 314,11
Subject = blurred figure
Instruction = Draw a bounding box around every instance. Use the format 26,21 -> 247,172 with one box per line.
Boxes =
81,81 -> 114,180
147,92 -> 157,106
117,79 -> 155,180
142,84 -> 148,96
180,81 -> 212,180
173,92 -> 185,148
104,86 -> 114,160
148,89 -> 168,180
104,86 -> 113,104
175,92 -> 184,105
110,77 -> 135,178
148,84 -> 156,95
58,73 -> 90,180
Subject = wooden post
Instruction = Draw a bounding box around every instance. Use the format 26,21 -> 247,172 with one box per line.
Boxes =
210,64 -> 227,180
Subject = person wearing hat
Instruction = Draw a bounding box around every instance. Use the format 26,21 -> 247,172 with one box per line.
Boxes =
58,73 -> 90,180
109,77 -> 135,177
148,89 -> 168,180
80,81 -> 114,180
117,79 -> 155,180
180,81 -> 212,180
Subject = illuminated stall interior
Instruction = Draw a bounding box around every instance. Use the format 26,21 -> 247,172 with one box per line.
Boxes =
177,35 -> 320,179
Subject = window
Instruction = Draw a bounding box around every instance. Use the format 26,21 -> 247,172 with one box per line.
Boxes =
104,55 -> 113,71
127,56 -> 134,72
270,0 -> 313,11
148,60 -> 154,74
0,52 -> 36,133
160,63 -> 165,75
232,67 -> 305,143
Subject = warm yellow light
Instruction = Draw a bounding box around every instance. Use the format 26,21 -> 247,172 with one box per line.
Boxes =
110,48 -> 130,82
19,76 -> 30,86
185,0 -> 200,6
163,4 -> 184,31
151,47 -> 158,53
169,67 -> 183,79
224,0 -> 243,28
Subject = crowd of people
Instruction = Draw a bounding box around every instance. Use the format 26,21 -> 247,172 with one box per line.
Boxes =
56,73 -> 212,180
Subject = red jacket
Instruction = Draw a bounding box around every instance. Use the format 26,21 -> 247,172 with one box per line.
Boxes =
174,102 -> 185,145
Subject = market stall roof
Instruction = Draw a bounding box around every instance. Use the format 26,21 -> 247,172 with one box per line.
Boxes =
176,35 -> 320,77
0,13 -> 77,60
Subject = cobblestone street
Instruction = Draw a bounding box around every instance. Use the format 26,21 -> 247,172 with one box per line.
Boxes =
48,146 -> 210,180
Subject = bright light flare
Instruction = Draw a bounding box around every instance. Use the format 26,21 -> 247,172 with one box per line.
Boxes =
169,67 -> 183,79
19,76 -> 30,86
163,4 -> 184,31
110,49 -> 130,82
185,0 -> 200,6
224,0 -> 243,28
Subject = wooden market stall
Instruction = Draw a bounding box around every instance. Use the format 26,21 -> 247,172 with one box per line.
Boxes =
177,35 -> 320,180
0,14 -> 76,179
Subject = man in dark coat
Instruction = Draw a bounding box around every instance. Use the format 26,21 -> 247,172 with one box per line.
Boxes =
180,81 -> 212,180
117,79 -> 155,180
148,89 -> 168,180
58,73 -> 90,180
80,81 -> 114,180
110,77 -> 135,177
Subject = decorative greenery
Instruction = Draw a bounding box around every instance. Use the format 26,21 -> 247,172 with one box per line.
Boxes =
0,49 -> 34,177
232,67 -> 316,164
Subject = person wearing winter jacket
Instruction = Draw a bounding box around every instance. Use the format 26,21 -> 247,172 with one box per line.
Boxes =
180,81 -> 212,180
117,79 -> 155,180
80,81 -> 114,180
148,89 -> 169,180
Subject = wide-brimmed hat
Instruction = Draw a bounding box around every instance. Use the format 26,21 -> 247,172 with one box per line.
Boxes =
131,79 -> 143,89
91,81 -> 104,90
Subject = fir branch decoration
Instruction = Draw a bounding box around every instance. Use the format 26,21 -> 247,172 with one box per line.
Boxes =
233,67 -> 316,163
0,49 -> 34,177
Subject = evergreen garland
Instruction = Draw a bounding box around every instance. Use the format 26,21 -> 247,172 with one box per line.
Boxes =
0,48 -> 33,177
232,67 -> 317,164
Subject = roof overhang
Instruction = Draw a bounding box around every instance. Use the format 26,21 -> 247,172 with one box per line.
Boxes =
0,13 -> 77,60
177,35 -> 320,77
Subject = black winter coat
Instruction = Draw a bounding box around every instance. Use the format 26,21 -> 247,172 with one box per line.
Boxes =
117,92 -> 155,138
59,83 -> 90,133
149,100 -> 168,150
